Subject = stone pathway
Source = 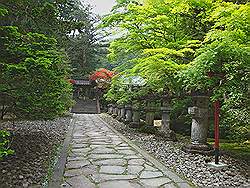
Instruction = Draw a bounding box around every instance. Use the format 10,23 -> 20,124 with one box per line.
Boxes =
71,99 -> 97,114
61,114 -> 192,188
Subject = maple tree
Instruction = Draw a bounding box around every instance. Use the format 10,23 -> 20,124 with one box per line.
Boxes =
103,0 -> 249,141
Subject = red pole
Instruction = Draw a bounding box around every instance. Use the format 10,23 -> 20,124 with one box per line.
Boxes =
214,100 -> 220,164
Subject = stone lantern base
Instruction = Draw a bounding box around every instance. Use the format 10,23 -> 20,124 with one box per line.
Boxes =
183,143 -> 213,155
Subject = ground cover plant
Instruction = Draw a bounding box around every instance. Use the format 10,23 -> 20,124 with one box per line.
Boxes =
0,130 -> 14,159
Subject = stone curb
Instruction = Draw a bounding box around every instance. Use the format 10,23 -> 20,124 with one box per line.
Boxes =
97,114 -> 195,188
48,115 -> 77,188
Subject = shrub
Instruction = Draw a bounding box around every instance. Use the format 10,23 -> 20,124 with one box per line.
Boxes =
0,27 -> 73,119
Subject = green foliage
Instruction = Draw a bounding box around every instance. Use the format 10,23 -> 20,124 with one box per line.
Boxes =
180,1 -> 250,141
1,0 -> 102,79
65,3 -> 101,79
130,48 -> 189,95
104,75 -> 131,104
0,25 -> 73,119
208,138 -> 250,162
103,0 -> 249,141
103,0 -> 213,96
1,0 -> 82,41
0,130 -> 14,159
0,0 -> 102,119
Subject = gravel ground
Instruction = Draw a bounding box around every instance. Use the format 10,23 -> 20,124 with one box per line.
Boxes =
100,113 -> 250,187
0,116 -> 71,187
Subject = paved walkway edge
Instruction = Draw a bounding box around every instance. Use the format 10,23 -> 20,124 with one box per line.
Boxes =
48,115 -> 76,188
96,115 -> 194,188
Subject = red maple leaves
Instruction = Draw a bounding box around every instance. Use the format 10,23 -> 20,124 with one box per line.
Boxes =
89,68 -> 114,81
69,79 -> 76,84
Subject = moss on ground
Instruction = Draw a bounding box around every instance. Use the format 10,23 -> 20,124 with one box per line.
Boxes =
176,134 -> 250,163
208,138 -> 250,163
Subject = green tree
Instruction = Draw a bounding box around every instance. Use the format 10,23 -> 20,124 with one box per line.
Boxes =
102,0 -> 212,101
103,0 -> 249,141
180,1 -> 250,140
1,0 -> 101,79
0,9 -> 73,119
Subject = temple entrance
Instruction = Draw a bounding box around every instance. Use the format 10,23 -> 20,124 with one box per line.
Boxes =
71,79 -> 98,114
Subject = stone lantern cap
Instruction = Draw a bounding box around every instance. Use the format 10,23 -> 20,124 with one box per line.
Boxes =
132,105 -> 140,110
145,106 -> 157,112
125,104 -> 132,109
191,94 -> 210,108
121,75 -> 146,87
117,104 -> 125,108
161,107 -> 171,111
188,107 -> 209,118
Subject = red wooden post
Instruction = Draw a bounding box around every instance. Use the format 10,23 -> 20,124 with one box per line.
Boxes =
214,100 -> 220,164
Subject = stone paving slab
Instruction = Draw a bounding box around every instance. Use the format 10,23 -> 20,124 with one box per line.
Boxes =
60,114 -> 193,188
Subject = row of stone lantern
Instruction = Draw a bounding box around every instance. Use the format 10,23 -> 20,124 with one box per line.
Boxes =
107,104 -> 133,123
107,97 -> 177,141
107,93 -> 213,154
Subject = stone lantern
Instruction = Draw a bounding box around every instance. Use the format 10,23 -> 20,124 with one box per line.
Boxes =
117,104 -> 125,121
120,75 -> 145,124
158,94 -> 176,141
111,104 -> 115,116
120,105 -> 126,121
130,104 -> 141,128
124,104 -> 133,123
111,104 -> 115,115
107,104 -> 113,115
116,105 -> 120,118
183,94 -> 213,154
112,104 -> 118,118
145,101 -> 155,126
117,105 -> 122,119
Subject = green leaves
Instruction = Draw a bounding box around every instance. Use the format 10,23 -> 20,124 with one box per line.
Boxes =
102,0 -> 249,140
1,25 -> 73,119
0,130 -> 14,159
1,0 -> 100,79
176,1 -> 250,141
181,2 -> 249,97
102,0 -> 211,100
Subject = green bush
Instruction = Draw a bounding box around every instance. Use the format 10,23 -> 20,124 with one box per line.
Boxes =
0,26 -> 73,119
103,0 -> 249,142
